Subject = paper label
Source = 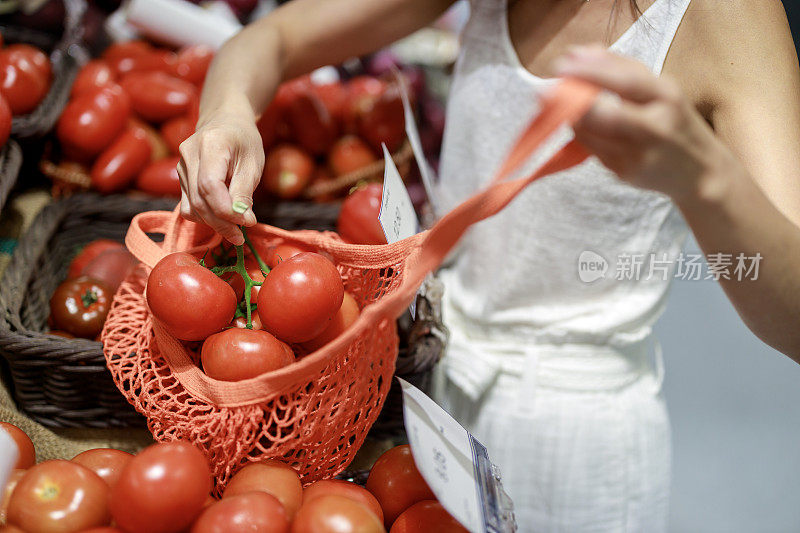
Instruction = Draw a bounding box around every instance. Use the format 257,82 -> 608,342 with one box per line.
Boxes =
400,378 -> 487,533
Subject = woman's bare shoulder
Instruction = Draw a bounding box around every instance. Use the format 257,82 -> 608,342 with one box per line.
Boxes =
665,0 -> 797,118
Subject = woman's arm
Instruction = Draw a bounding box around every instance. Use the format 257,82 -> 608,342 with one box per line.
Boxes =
555,0 -> 800,360
179,0 -> 455,244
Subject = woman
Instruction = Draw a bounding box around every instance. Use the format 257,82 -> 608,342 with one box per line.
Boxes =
178,0 -> 800,531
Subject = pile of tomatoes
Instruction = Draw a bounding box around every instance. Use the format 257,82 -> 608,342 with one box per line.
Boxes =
0,421 -> 466,533
255,73 -> 407,201
146,234 -> 361,380
0,35 -> 53,147
52,40 -> 211,197
48,239 -> 136,340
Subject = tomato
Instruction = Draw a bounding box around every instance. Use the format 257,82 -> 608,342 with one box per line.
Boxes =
312,82 -> 347,124
223,460 -> 303,519
0,94 -> 10,147
301,292 -> 360,352
131,117 -> 169,160
337,184 -> 387,245
257,101 -> 282,150
260,144 -> 314,200
389,501 -> 467,533
110,50 -> 176,77
287,90 -> 337,155
292,495 -> 385,533
257,252 -> 344,343
201,328 -> 294,381
71,60 -> 116,97
0,423 -> 34,469
57,84 -> 131,157
358,83 -> 405,153
263,243 -> 313,269
172,45 -> 213,86
136,156 -> 182,197
102,41 -> 152,64
7,460 -> 110,532
365,445 -> 435,528
146,252 -> 237,341
343,76 -> 386,133
90,124 -> 152,193
226,259 -> 265,302
0,470 -> 25,525
303,480 -> 383,523
79,247 -> 136,293
49,277 -> 111,339
4,44 -> 51,81
110,441 -> 211,533
81,529 -> 125,533
328,135 -> 377,176
230,310 -> 263,331
191,492 -> 289,533
68,239 -> 124,279
120,71 -> 197,123
71,448 -> 134,489
0,50 -> 48,115
161,115 -> 195,155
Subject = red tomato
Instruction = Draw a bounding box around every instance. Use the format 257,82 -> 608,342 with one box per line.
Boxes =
366,445 -> 436,528
81,529 -> 125,533
110,441 -> 211,533
328,135 -> 377,176
91,124 -> 152,193
0,93 -> 10,147
172,45 -> 214,86
301,292 -> 360,352
225,259 -> 266,302
110,50 -> 176,77
71,59 -> 116,97
343,76 -> 386,133
0,423 -> 34,469
292,494 -> 385,533
191,492 -> 289,533
260,144 -> 314,200
201,328 -> 294,381
358,84 -> 405,153
312,82 -> 347,123
389,501 -> 467,533
68,239 -> 124,279
257,252 -> 344,343
80,247 -> 136,293
7,460 -> 111,532
4,44 -> 50,80
263,242 -> 313,269
120,71 -> 197,123
0,50 -> 48,115
49,277 -> 111,339
230,310 -> 264,331
146,252 -> 238,341
257,101 -> 282,150
136,156 -> 182,197
287,90 -> 337,155
337,183 -> 387,245
223,460 -> 303,519
161,115 -> 194,155
102,41 -> 152,64
57,84 -> 131,157
71,448 -> 134,489
303,480 -> 383,523
0,470 -> 26,525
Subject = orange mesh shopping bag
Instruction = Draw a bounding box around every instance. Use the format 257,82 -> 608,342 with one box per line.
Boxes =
101,79 -> 600,491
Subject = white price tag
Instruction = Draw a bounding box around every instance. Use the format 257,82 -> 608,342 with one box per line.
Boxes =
391,68 -> 438,211
400,379 -> 514,533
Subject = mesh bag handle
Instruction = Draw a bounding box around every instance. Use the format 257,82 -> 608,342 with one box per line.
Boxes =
121,78 -> 599,406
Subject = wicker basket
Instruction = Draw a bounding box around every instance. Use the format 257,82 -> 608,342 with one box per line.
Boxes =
1,0 -> 88,138
0,140 -> 22,213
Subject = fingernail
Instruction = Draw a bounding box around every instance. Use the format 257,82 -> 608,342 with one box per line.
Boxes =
232,200 -> 249,214
244,209 -> 257,226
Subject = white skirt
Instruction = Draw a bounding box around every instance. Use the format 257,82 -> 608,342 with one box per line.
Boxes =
431,328 -> 671,533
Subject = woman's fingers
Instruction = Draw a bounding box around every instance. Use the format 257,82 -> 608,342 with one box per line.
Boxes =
228,157 -> 262,227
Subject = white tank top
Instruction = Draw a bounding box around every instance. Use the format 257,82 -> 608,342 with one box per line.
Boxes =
437,0 -> 692,347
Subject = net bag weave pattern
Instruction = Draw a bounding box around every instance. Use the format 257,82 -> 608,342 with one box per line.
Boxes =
101,80 -> 600,491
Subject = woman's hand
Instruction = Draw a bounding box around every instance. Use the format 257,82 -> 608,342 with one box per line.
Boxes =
554,45 -> 739,204
177,99 -> 263,246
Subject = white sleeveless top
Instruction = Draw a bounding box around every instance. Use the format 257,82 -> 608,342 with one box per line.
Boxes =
437,0 -> 692,353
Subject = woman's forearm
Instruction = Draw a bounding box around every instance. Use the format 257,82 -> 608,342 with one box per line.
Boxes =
677,156 -> 800,360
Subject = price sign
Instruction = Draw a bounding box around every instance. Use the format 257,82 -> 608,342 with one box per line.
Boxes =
399,379 -> 516,533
